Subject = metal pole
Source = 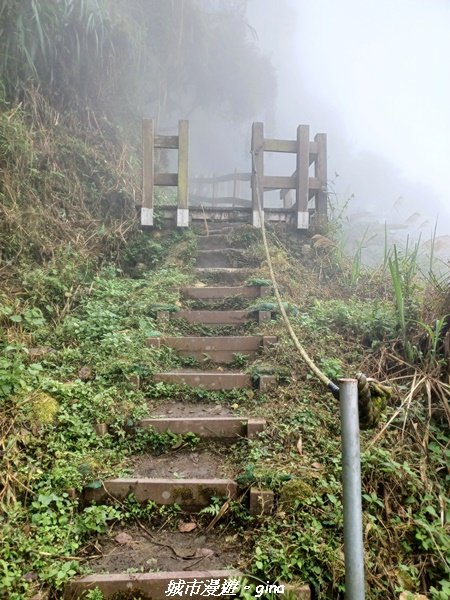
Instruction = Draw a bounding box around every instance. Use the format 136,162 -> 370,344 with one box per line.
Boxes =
339,378 -> 365,600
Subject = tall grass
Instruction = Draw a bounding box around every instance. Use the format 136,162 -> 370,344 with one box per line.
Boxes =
0,1 -> 276,126
0,0 -> 114,102
388,242 -> 421,360
388,245 -> 409,357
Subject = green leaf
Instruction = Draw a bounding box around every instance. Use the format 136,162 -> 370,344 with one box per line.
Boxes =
86,480 -> 102,489
424,505 -> 438,518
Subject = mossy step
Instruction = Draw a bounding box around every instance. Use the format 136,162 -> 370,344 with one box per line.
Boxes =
152,335 -> 277,363
64,571 -> 240,599
182,284 -> 271,300
153,370 -> 276,391
138,416 -> 266,438
194,267 -> 253,284
157,309 -> 271,326
194,267 -> 250,273
65,572 -> 311,599
82,478 -> 238,508
195,248 -> 246,269
196,234 -> 228,250
154,370 -> 252,390
198,223 -> 243,233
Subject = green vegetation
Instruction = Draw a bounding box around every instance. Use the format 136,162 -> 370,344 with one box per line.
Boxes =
2,221 -> 450,598
1,2 -> 449,598
0,238 -> 199,598
0,1 -> 275,122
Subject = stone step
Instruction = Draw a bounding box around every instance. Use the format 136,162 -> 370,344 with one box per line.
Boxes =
66,572 -> 311,599
138,416 -> 266,438
194,267 -> 252,284
196,248 -> 246,269
197,234 -> 228,250
199,223 -> 241,233
154,370 -> 252,390
153,370 -> 276,391
82,478 -> 238,508
65,571 -> 240,599
156,335 -> 277,363
195,267 -> 249,274
157,309 -> 271,326
182,284 -> 271,301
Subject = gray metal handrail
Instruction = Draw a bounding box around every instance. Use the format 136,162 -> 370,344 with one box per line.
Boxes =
339,378 -> 366,599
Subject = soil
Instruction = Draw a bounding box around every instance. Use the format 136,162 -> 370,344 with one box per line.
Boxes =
85,524 -> 241,573
128,447 -> 232,479
149,401 -> 234,418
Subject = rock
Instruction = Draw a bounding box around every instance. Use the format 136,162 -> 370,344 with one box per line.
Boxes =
194,547 -> 214,558
66,488 -> 77,499
279,479 -> 314,508
282,582 -> 311,599
30,591 -> 50,600
114,532 -> 133,545
28,347 -> 54,362
93,423 -> 108,436
178,520 -> 197,533
127,374 -> 140,389
78,365 -> 93,380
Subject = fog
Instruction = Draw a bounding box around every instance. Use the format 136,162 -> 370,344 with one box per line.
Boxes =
185,0 -> 450,259
248,0 -> 450,240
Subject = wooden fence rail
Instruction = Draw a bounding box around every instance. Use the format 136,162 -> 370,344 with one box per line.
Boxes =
250,122 -> 327,229
141,119 -> 327,230
190,172 -> 251,208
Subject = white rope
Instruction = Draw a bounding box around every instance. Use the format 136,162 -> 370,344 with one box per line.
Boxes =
251,150 -> 339,396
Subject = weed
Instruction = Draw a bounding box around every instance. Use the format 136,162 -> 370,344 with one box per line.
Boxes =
307,298 -> 398,345
120,426 -> 200,456
84,589 -> 105,600
318,357 -> 343,380
232,352 -> 250,368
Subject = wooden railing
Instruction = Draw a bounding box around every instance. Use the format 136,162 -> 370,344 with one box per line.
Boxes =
140,119 -> 327,230
141,118 -> 189,227
190,172 -> 251,208
250,122 -> 327,229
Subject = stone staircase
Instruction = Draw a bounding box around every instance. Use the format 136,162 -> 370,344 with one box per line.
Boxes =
65,225 -> 310,599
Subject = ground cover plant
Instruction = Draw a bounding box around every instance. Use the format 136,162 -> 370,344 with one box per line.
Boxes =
2,218 -> 449,598
0,230 -> 201,599
228,230 -> 450,599
0,3 -> 449,595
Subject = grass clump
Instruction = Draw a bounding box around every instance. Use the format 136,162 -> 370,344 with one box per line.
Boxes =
0,232 -> 199,597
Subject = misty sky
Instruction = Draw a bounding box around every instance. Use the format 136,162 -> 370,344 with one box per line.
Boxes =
246,0 -> 450,238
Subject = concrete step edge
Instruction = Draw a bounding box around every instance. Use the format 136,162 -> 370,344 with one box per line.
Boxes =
194,267 -> 251,273
137,416 -> 266,438
82,478 -> 239,508
158,334 -> 277,349
66,571 -> 311,600
64,571 -> 241,600
155,310 -> 271,326
153,371 -> 276,391
153,371 -> 253,390
181,285 -> 271,300
196,247 -> 245,254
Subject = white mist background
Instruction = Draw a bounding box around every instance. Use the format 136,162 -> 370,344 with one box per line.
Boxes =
246,0 -> 450,256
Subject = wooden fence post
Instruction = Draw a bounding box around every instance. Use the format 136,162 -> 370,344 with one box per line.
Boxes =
232,168 -> 239,209
141,118 -> 154,226
296,124 -> 310,230
251,122 -> 264,228
314,133 -> 328,229
177,120 -> 189,227
212,173 -> 218,203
